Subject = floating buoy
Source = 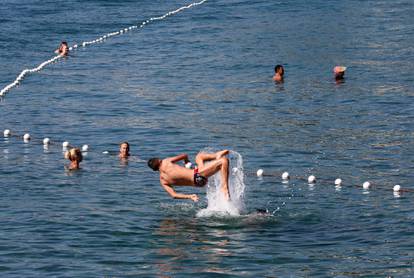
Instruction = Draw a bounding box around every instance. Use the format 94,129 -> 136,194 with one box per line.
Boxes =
308,175 -> 316,184
43,138 -> 50,145
257,169 -> 264,177
23,133 -> 31,141
393,185 -> 401,192
62,141 -> 69,149
363,181 -> 370,190
102,151 -> 109,154
335,178 -> 342,186
3,129 -> 11,137
81,144 -> 89,152
282,172 -> 290,180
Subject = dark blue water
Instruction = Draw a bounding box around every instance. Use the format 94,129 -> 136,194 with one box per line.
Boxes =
1,0 -> 414,276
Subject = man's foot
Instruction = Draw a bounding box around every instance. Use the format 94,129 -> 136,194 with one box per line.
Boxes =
215,150 -> 229,160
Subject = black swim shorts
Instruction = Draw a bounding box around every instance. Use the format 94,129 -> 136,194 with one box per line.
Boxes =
194,170 -> 208,187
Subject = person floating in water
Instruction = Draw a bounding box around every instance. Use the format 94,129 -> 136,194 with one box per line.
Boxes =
64,148 -> 83,170
119,141 -> 130,159
333,66 -> 346,81
272,64 -> 284,83
55,41 -> 69,56
147,150 -> 230,202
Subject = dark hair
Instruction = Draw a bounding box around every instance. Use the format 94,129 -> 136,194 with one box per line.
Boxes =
61,41 -> 68,46
148,158 -> 161,171
275,64 -> 284,74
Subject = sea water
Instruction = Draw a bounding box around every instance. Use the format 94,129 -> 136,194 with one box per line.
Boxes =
197,150 -> 245,217
1,0 -> 414,277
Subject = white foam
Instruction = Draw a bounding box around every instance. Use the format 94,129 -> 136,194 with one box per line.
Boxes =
197,150 -> 245,217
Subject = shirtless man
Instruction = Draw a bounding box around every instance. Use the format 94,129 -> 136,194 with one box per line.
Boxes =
334,66 -> 347,81
119,142 -> 130,159
272,64 -> 284,83
55,41 -> 69,56
147,150 -> 230,202
64,148 -> 83,170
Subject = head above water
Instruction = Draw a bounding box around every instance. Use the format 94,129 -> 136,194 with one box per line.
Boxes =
65,148 -> 83,162
119,141 -> 130,156
148,158 -> 161,171
333,66 -> 346,79
275,64 -> 284,75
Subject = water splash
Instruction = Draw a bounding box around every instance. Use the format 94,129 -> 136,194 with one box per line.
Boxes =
197,150 -> 246,217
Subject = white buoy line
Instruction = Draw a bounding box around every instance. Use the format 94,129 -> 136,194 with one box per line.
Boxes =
2,128 -> 410,196
253,167 -> 410,195
0,0 -> 208,97
3,129 -> 90,154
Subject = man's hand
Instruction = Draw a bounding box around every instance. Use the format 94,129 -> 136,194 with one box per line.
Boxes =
189,194 -> 199,202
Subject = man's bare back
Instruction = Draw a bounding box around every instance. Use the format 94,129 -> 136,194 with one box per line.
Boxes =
148,150 -> 230,202
159,159 -> 194,186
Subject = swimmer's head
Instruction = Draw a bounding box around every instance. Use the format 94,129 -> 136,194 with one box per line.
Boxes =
148,158 -> 161,171
65,148 -> 83,162
61,41 -> 68,46
275,64 -> 284,75
119,141 -> 130,157
334,66 -> 346,80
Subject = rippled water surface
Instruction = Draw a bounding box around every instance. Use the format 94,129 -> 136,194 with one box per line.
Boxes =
1,0 -> 414,277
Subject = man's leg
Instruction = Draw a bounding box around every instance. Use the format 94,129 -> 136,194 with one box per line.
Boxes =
195,150 -> 229,168
195,152 -> 216,169
198,156 -> 230,200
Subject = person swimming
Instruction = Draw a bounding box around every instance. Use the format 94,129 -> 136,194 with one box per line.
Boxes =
272,64 -> 284,83
147,150 -> 230,202
64,148 -> 82,170
334,66 -> 347,81
119,141 -> 130,159
55,41 -> 69,56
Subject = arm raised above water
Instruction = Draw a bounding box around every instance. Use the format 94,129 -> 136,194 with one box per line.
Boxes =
169,153 -> 190,164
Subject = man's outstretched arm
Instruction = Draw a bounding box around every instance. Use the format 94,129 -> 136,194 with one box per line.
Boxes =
161,182 -> 199,202
169,154 -> 190,163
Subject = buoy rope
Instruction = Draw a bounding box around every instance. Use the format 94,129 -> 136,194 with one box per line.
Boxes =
0,0 -> 208,97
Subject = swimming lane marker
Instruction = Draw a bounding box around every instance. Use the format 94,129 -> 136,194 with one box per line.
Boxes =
308,175 -> 316,184
362,181 -> 371,190
23,133 -> 31,142
81,144 -> 89,152
282,171 -> 290,180
43,138 -> 50,145
0,0 -> 208,97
